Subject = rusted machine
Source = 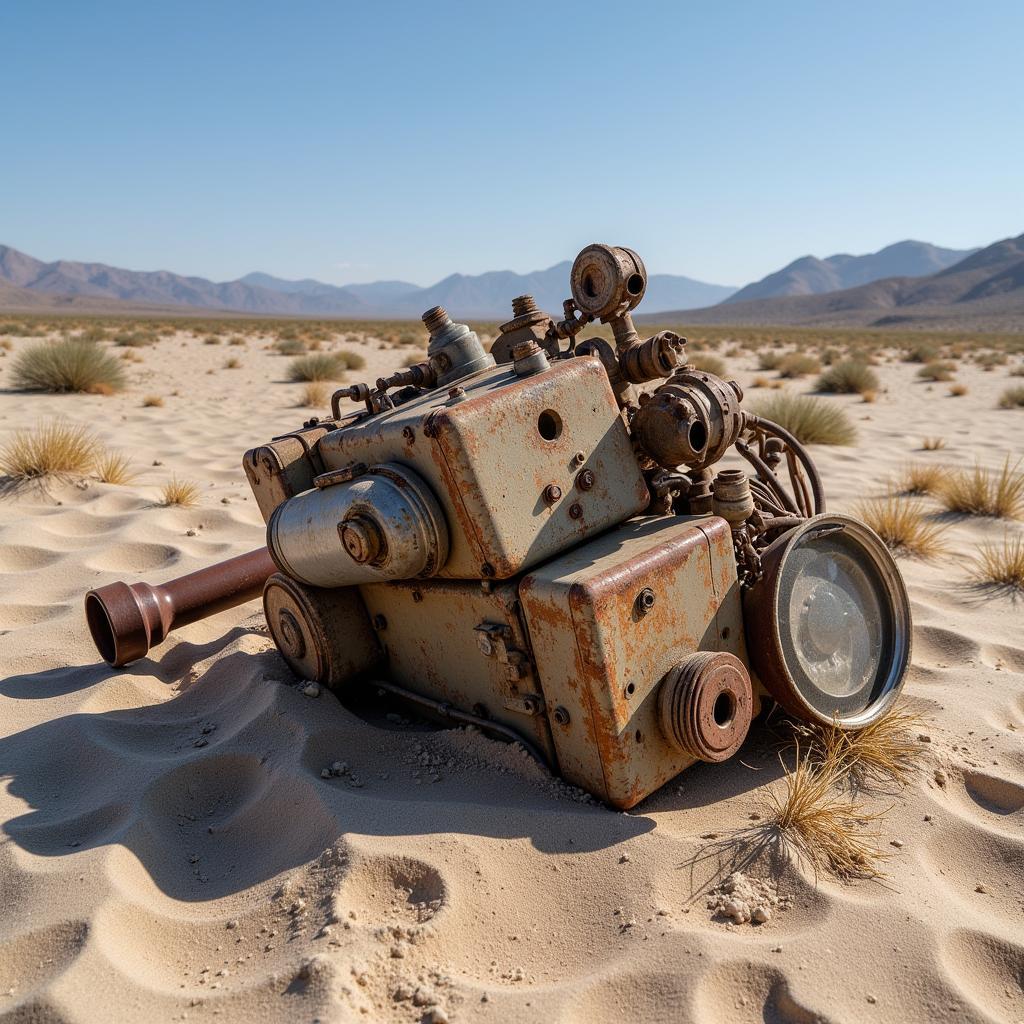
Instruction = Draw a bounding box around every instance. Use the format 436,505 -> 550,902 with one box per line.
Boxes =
85,244 -> 911,809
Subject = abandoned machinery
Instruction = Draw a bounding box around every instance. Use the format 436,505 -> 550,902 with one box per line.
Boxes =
85,244 -> 911,809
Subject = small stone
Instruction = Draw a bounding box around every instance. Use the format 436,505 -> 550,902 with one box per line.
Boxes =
302,682 -> 320,698
216,969 -> 228,977
193,737 -> 208,748
390,945 -> 405,958
225,919 -> 238,930
412,987 -> 436,1007
185,529 -> 197,537
752,906 -> 772,924
924,815 -> 933,822
890,839 -> 904,849
393,984 -> 413,1001
619,853 -> 630,864
424,1009 -> 449,1024
321,768 -> 331,779
975,884 -> 988,894
918,734 -> 931,743
866,994 -> 877,1004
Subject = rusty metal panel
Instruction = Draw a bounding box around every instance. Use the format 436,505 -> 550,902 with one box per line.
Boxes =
243,423 -> 332,522
519,515 -> 749,809
317,358 -> 649,580
358,579 -> 557,765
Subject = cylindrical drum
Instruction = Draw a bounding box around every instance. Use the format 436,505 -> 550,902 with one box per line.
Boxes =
267,463 -> 449,589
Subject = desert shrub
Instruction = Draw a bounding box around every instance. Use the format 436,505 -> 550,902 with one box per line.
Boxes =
160,476 -> 200,507
224,357 -> 242,369
401,352 -> 427,368
854,496 -> 946,558
287,353 -> 348,382
948,383 -> 968,397
921,436 -> 945,451
750,375 -> 770,388
275,337 -> 306,356
203,336 -> 222,345
11,336 -> 125,394
688,353 -> 727,376
78,325 -> 109,343
894,462 -> 945,496
971,534 -> 1024,592
976,351 -> 1007,370
113,329 -> 154,347
816,359 -> 879,396
94,451 -> 135,485
916,361 -> 955,382
142,395 -> 164,407
298,381 -> 329,407
940,459 -> 1024,518
998,386 -> 1024,409
0,419 -> 100,478
228,336 -> 247,346
757,351 -> 784,371
751,394 -> 855,445
337,349 -> 367,371
777,353 -> 820,378
902,342 -> 937,363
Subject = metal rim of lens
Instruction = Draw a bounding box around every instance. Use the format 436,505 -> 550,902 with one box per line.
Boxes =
744,514 -> 912,728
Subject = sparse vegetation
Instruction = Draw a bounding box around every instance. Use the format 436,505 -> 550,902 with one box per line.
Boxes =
688,353 -> 727,376
894,462 -> 945,496
274,338 -> 306,356
777,352 -> 821,378
337,349 -> 367,371
816,359 -> 879,396
916,360 -> 955,382
287,353 -> 348,382
0,420 -> 100,479
752,393 -> 856,445
939,459 -> 1024,519
854,496 -> 947,558
948,383 -> 968,397
224,357 -> 242,369
998,385 -> 1024,408
11,336 -> 125,394
160,476 -> 200,507
94,451 -> 135,485
921,437 -> 946,451
757,351 -> 784,371
142,395 -> 164,408
970,534 -> 1024,592
298,381 -> 330,407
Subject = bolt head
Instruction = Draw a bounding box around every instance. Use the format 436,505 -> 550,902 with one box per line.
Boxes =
544,484 -> 562,504
577,469 -> 595,491
635,587 -> 656,615
569,502 -> 584,519
339,516 -> 380,564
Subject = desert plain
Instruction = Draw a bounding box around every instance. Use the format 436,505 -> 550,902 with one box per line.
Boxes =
0,318 -> 1022,1024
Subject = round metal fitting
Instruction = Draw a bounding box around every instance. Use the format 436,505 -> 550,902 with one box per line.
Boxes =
635,587 -> 656,615
543,484 -> 562,505
576,469 -> 595,491
339,515 -> 383,565
569,502 -> 583,519
553,705 -> 571,726
570,243 -> 647,320
372,614 -> 388,631
657,651 -> 754,762
712,468 -> 755,527
276,608 -> 306,659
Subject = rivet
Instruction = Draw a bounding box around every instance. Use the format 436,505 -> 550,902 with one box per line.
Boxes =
543,484 -> 562,505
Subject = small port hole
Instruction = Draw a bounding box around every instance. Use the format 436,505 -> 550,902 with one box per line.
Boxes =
688,420 -> 708,452
538,409 -> 562,441
626,273 -> 644,295
713,692 -> 735,727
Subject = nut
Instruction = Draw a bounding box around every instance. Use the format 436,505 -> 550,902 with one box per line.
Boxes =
543,484 -> 562,505
576,469 -> 595,491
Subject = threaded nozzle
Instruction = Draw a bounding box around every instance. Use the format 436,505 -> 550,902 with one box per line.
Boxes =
422,306 -> 450,334
511,294 -> 538,317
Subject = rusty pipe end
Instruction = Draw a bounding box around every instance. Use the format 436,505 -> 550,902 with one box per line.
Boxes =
84,581 -> 158,667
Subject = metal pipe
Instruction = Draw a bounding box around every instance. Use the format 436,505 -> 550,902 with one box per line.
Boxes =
84,547 -> 277,668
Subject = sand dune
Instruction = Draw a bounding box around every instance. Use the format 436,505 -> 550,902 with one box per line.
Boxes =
1,330 -> 1022,1023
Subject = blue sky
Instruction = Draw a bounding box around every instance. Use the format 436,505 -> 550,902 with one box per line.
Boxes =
1,1 -> 1021,288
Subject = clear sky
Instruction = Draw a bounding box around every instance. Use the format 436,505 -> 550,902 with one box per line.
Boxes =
1,1 -> 1021,289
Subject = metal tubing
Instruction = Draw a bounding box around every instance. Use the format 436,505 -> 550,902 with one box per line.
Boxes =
85,547 -> 277,668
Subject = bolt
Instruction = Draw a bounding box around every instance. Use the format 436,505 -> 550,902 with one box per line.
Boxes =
512,340 -> 541,361
522,695 -> 542,715
569,502 -> 583,519
576,469 -> 595,491
543,484 -> 562,505
339,516 -> 382,564
512,294 -> 539,317
277,609 -> 305,659
402,426 -> 415,443
422,305 -> 450,334
477,633 -> 494,657
372,614 -> 388,631
448,385 -> 466,400
635,587 -> 656,615
553,706 -> 570,726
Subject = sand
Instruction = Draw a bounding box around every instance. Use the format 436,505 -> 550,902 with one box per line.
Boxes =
1,329 -> 1022,1023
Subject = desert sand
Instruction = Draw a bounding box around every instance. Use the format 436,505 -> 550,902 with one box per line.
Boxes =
1,328 -> 1022,1024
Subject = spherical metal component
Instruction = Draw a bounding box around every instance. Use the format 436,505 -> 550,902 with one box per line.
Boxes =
570,244 -> 647,320
743,514 -> 911,728
658,651 -> 754,762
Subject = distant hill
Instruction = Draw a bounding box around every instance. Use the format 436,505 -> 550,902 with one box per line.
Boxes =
0,245 -> 734,318
725,240 -> 977,304
641,233 -> 1024,330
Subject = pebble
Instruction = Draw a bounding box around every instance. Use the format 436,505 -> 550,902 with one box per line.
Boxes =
752,906 -> 772,924
424,1010 -> 449,1024
302,682 -> 321,698
412,987 -> 436,1007
619,853 -> 630,864
225,919 -> 238,930
975,884 -> 988,894
918,733 -> 931,743
867,994 -> 877,1004
890,839 -> 904,849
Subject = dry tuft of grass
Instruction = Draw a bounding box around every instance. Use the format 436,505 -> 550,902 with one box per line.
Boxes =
298,381 -> 330,407
750,375 -> 770,388
777,352 -> 820,378
688,353 -> 727,376
970,533 -> 1024,592
762,743 -> 887,880
160,476 -> 201,507
916,360 -> 955,382
939,459 -> 1024,519
752,393 -> 856,445
142,394 -> 164,408
275,337 -> 306,356
948,383 -> 968,397
337,349 -> 367,371
921,436 -> 946,451
854,496 -> 947,557
894,462 -> 945,496
224,357 -> 242,370
998,385 -> 1024,409
0,420 -> 100,479
287,353 -> 348,382
94,451 -> 135,485
12,337 -> 125,394
816,359 -> 879,396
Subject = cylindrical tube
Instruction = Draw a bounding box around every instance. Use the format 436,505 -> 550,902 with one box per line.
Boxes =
267,463 -> 449,588
85,547 -> 277,668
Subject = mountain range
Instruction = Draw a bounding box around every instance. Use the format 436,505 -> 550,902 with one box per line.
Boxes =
641,232 -> 1024,330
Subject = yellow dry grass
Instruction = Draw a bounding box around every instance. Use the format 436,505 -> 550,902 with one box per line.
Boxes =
939,458 -> 1024,519
854,496 -> 947,557
0,420 -> 100,479
894,462 -> 945,496
160,476 -> 200,507
970,533 -> 1024,592
298,381 -> 330,407
93,451 -> 135,485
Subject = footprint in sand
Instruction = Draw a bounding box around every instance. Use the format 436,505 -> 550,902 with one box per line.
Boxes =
0,920 -> 88,1011
940,928 -> 1024,1023
0,544 -> 63,572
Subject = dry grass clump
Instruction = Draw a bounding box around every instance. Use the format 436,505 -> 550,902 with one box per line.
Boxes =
815,359 -> 879,396
275,338 -> 306,356
224,357 -> 242,369
894,462 -> 945,496
777,352 -> 820,378
750,375 -> 770,388
939,459 -> 1024,519
902,342 -> 938,363
113,329 -> 154,347
203,335 -> 222,346
762,743 -> 887,880
142,395 -> 164,408
337,349 -> 367,371
948,383 -> 968,397
998,385 -> 1024,408
287,353 -> 348,382
970,534 -> 1024,592
94,451 -> 135,485
228,336 -> 247,346
12,337 -> 125,394
160,476 -> 200,507
752,393 -> 856,445
916,360 -> 955,382
0,420 -> 100,479
854,496 -> 947,557
298,381 -> 330,407
688,353 -> 727,376
921,436 -> 945,451
757,351 -> 784,371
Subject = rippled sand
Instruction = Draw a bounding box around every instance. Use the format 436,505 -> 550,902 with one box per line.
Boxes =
1,331 -> 1021,1023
